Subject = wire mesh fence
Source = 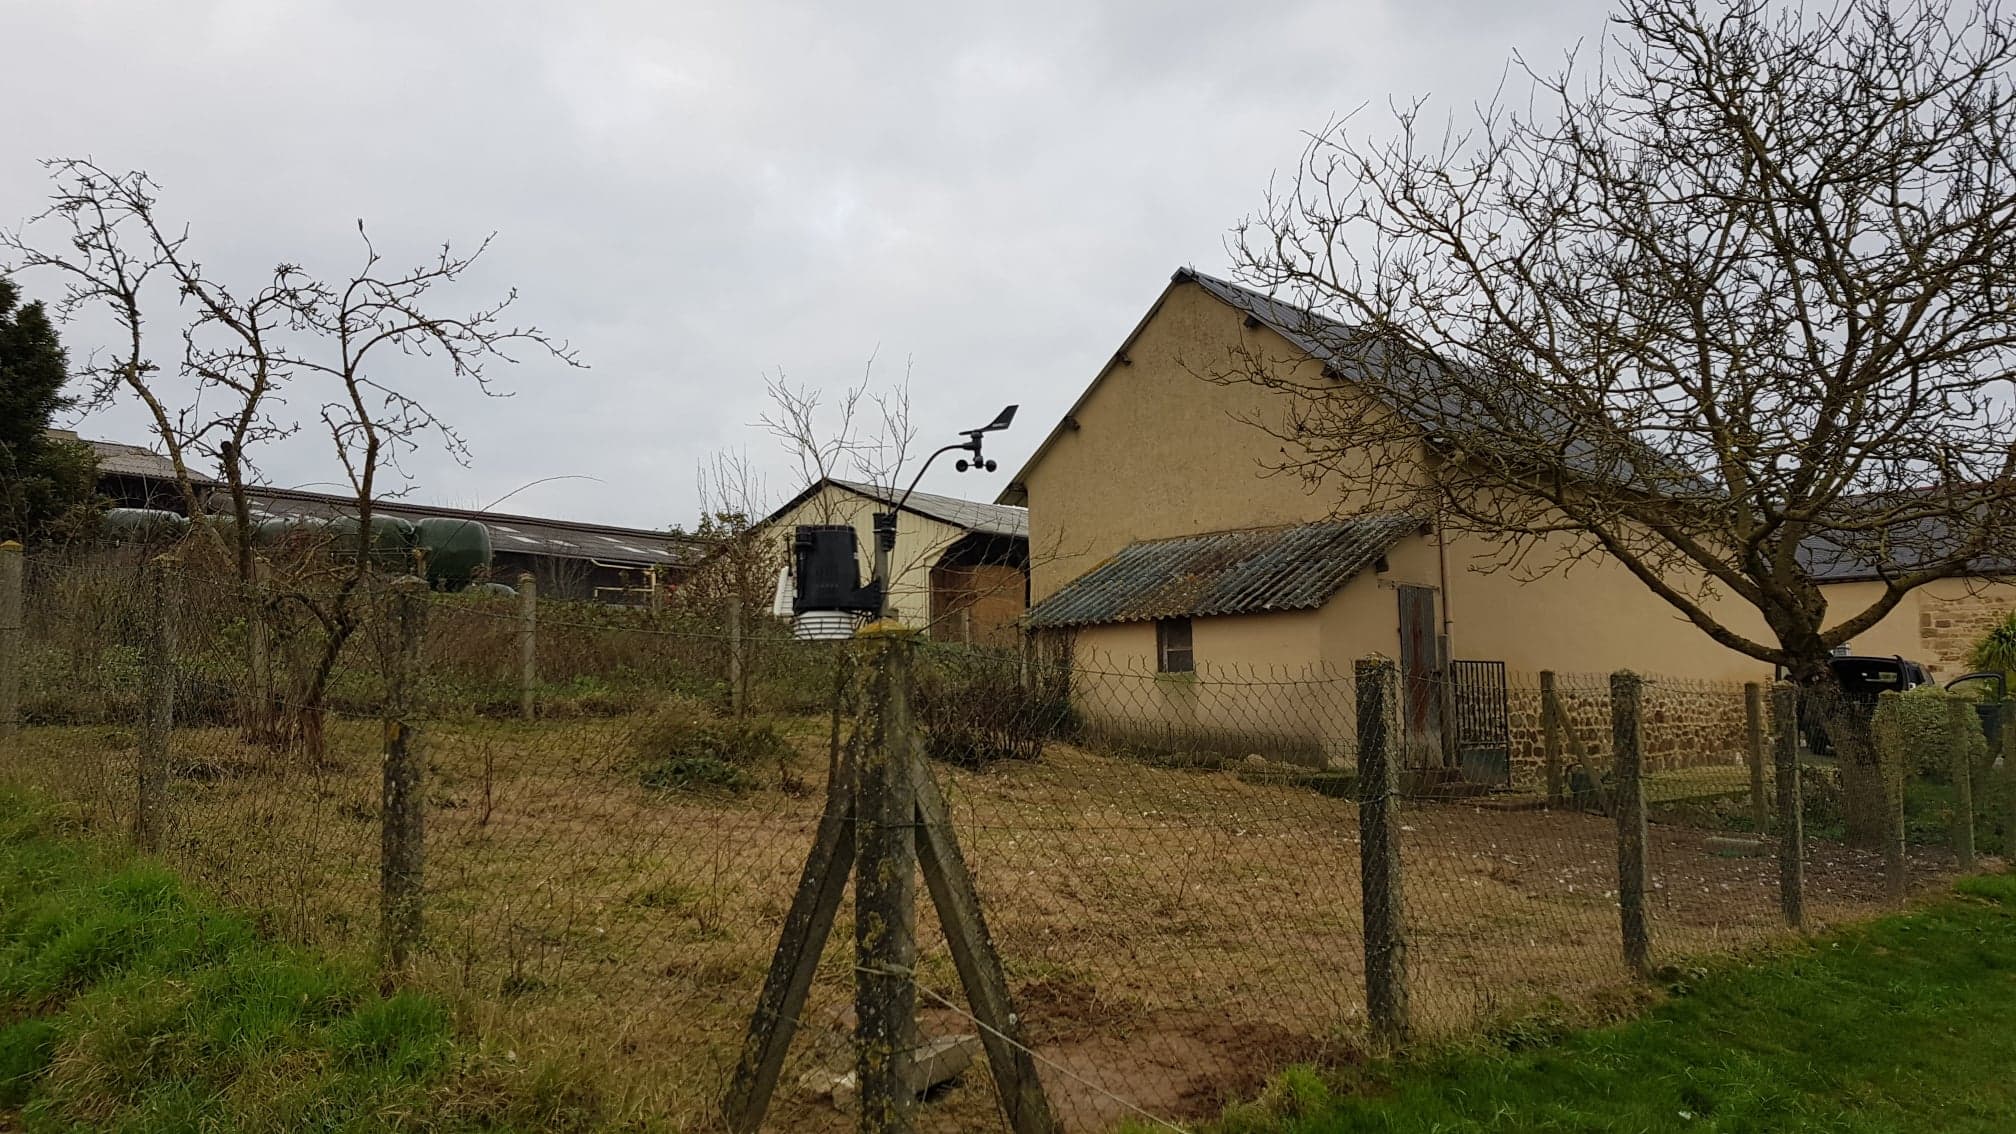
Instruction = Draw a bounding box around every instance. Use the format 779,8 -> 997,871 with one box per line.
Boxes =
0,545 -> 1997,1132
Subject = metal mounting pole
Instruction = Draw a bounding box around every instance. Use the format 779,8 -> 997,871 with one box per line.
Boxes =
873,512 -> 898,620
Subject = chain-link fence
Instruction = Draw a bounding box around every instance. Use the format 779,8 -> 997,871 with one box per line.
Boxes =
0,545 -> 1992,1133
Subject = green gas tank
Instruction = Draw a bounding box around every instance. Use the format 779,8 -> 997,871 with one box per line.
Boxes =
325,514 -> 417,569
101,508 -> 190,543
414,516 -> 492,589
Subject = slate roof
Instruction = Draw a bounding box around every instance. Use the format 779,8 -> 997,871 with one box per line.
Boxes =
1025,513 -> 1421,628
815,479 -> 1028,538
1179,270 -> 1683,490
1796,510 -> 2016,583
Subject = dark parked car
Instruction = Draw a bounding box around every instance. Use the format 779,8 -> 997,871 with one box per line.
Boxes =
1792,654 -> 1933,755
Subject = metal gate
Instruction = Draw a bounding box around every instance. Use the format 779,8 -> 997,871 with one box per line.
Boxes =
1451,660 -> 1510,786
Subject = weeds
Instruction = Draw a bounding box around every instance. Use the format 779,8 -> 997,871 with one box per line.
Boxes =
632,697 -> 794,795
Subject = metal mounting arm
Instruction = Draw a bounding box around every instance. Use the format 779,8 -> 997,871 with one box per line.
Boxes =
872,405 -> 1016,618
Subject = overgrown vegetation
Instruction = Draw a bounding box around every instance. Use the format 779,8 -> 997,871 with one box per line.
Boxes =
914,645 -> 1071,767
1650,757 -> 2016,858
1193,873 -> 2016,1134
632,696 -> 797,795
1967,611 -> 2016,681
1876,685 -> 1990,779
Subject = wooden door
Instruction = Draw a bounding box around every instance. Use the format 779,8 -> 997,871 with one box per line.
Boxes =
1396,585 -> 1443,765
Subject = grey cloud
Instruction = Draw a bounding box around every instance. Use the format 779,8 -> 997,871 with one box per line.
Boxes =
1,0 -> 1612,528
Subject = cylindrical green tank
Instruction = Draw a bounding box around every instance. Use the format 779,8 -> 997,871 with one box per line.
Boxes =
325,514 -> 417,568
414,516 -> 491,590
269,516 -> 334,552
251,515 -> 295,547
101,508 -> 190,543
194,510 -> 274,548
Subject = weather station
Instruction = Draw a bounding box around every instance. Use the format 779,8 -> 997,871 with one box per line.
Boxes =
784,404 -> 1016,638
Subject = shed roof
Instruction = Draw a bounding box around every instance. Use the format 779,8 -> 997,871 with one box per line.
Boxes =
74,436 -> 218,484
760,477 -> 1028,539
242,486 -> 707,567
826,479 -> 1028,538
1025,513 -> 1420,628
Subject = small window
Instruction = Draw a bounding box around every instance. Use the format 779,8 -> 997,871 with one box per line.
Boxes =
1156,618 -> 1194,673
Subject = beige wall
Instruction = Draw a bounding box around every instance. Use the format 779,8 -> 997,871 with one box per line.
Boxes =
1819,578 -> 2016,677
762,483 -> 1007,635
1017,281 -> 1410,603
1069,610 -> 1349,766
1445,529 -> 1772,680
1017,276 -> 1789,683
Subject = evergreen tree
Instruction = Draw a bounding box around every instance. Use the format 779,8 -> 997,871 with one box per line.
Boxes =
0,274 -> 98,542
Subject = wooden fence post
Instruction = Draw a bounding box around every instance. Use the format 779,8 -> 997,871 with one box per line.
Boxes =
517,573 -> 537,721
1356,657 -> 1410,1046
1610,671 -> 1652,978
136,555 -> 177,852
1771,682 -> 1805,930
1874,690 -> 1908,900
0,541 -> 20,741
1948,695 -> 1976,872
1540,670 -> 1563,807
382,579 -> 429,974
857,629 -> 918,1134
1745,682 -> 1768,834
728,592 -> 745,719
2003,699 -> 2016,776
245,557 -> 273,737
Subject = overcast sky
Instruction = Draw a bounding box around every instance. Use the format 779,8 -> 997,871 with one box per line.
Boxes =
2,0 -> 1614,532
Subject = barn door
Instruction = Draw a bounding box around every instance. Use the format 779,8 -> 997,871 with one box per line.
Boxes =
1396,585 -> 1444,766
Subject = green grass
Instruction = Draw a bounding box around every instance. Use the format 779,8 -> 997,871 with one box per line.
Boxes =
1199,872 -> 2016,1134
0,787 -> 594,1133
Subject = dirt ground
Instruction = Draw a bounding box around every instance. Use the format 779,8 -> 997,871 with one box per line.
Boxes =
2,719 -> 1958,1133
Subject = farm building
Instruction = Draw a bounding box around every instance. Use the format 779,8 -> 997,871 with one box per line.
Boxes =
754,477 -> 1028,645
65,432 -> 707,602
1003,269 -> 2016,772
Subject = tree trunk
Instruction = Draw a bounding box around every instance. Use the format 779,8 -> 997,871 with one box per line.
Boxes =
1807,672 -> 1885,849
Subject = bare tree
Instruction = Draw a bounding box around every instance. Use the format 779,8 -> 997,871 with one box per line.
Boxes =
758,357 -> 917,520
7,160 -> 580,756
4,163 -> 208,521
269,225 -> 580,754
4,161 -> 317,582
677,448 -> 779,612
1225,0 -> 2016,842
